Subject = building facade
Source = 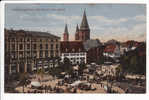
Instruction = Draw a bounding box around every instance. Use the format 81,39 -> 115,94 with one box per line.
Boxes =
83,39 -> 104,64
60,41 -> 87,65
5,29 -> 61,74
103,44 -> 121,58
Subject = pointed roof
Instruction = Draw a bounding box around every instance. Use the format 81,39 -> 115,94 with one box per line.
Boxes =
64,24 -> 69,34
80,10 -> 89,29
76,24 -> 79,32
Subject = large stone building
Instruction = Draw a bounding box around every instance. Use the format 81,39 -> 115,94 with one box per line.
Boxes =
5,29 -> 60,74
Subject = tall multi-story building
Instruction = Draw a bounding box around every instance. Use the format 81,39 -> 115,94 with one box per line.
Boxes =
5,29 -> 61,74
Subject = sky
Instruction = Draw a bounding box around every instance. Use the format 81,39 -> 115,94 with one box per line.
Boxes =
5,4 -> 146,42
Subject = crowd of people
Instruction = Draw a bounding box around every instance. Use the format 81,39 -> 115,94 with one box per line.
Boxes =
16,64 -> 123,93
14,63 -> 145,93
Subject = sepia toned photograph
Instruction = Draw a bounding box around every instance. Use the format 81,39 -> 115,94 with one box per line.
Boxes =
4,3 -> 146,94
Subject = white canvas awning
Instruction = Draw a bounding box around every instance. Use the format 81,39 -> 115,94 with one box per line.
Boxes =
70,81 -> 90,87
65,75 -> 69,78
70,80 -> 81,86
89,75 -> 94,79
73,66 -> 79,70
61,72 -> 66,75
31,81 -> 41,87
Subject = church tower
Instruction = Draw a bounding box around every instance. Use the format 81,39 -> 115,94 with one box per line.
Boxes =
79,10 -> 90,41
75,24 -> 79,40
63,24 -> 69,41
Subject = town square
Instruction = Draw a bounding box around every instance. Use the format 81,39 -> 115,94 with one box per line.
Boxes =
4,4 -> 146,94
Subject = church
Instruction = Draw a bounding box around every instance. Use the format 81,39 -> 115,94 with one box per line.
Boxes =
61,10 -> 103,65
63,10 -> 90,42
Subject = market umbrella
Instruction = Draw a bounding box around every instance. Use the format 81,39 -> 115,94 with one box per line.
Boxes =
31,81 -> 41,87
70,80 -> 82,86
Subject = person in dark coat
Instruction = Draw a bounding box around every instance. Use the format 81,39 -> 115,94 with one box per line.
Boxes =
73,88 -> 77,93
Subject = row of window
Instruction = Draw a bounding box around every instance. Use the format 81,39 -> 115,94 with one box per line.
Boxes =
39,50 -> 59,58
70,57 -> 85,60
7,38 -> 59,42
65,48 -> 82,52
63,53 -> 86,56
40,44 -> 59,49
10,44 -> 59,50
9,50 -> 59,58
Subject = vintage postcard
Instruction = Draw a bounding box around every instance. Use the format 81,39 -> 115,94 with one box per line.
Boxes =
0,1 -> 148,100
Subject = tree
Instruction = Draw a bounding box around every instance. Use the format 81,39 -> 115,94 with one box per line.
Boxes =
115,65 -> 125,81
137,55 -> 146,75
97,56 -> 105,65
63,57 -> 71,70
78,62 -> 86,75
130,56 -> 137,73
120,48 -> 146,75
63,57 -> 73,75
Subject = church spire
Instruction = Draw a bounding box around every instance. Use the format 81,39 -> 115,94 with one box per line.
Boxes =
64,24 -> 69,34
79,9 -> 90,41
80,9 -> 89,30
76,24 -> 79,32
75,24 -> 79,40
63,24 -> 69,41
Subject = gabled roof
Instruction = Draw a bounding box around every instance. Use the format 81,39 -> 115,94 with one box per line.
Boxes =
104,44 -> 116,53
122,40 -> 139,48
60,41 -> 85,53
